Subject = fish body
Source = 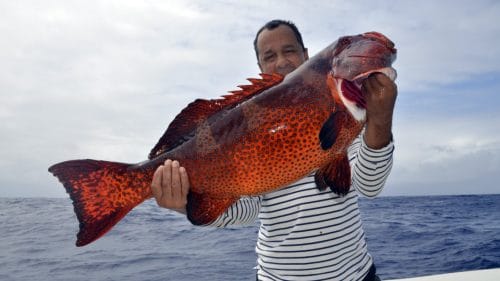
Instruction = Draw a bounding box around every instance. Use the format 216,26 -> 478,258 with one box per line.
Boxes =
49,32 -> 397,246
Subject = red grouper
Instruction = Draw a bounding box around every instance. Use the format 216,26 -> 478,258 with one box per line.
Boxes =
49,31 -> 397,247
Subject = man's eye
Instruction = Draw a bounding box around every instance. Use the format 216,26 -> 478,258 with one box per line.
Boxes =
264,54 -> 275,62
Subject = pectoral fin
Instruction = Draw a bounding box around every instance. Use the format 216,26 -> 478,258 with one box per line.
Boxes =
319,111 -> 348,150
186,192 -> 237,225
315,154 -> 351,196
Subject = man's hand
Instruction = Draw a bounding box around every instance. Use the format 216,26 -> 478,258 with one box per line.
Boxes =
362,73 -> 398,149
151,159 -> 190,214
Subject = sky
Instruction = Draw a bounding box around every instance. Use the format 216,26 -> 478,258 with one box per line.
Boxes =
1,0 -> 499,197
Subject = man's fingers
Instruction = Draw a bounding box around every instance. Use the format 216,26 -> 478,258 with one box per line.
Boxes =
179,166 -> 190,199
362,75 -> 376,98
162,159 -> 173,200
369,74 -> 384,91
150,159 -> 189,213
373,72 -> 390,86
171,160 -> 182,199
363,73 -> 393,101
151,165 -> 163,204
373,73 -> 397,96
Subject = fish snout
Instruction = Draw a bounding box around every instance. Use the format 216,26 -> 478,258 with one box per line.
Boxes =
363,32 -> 396,52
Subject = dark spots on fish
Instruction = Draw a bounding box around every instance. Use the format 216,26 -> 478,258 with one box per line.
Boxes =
210,106 -> 248,146
256,81 -> 324,110
309,57 -> 331,74
166,132 -> 195,153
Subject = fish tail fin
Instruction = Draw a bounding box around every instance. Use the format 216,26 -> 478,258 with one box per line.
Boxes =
48,159 -> 150,246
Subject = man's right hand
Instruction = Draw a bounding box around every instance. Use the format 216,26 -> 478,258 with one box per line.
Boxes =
151,159 -> 190,214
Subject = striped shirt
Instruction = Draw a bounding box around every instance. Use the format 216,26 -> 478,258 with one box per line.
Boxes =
210,134 -> 394,280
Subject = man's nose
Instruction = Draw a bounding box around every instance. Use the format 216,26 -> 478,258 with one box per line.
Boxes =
276,54 -> 292,69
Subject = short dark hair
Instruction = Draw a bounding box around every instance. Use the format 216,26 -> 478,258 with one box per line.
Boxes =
253,19 -> 305,60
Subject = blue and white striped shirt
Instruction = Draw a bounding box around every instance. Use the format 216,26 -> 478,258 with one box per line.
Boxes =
210,134 -> 394,280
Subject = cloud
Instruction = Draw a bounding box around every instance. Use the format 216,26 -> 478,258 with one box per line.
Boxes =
388,114 -> 500,195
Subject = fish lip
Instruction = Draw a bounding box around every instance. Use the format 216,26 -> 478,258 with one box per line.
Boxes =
352,66 -> 397,88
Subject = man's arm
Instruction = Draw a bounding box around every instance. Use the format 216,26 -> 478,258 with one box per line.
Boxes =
362,73 -> 397,149
348,72 -> 397,197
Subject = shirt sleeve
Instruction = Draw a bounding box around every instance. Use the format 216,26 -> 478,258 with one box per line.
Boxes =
207,196 -> 262,227
348,133 -> 395,198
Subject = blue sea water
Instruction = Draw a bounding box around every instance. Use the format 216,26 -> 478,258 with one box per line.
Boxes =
0,195 -> 499,281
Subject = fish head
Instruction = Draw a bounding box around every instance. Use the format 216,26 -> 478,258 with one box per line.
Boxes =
330,32 -> 397,120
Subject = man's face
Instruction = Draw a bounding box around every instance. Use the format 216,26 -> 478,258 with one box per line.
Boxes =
256,25 -> 309,76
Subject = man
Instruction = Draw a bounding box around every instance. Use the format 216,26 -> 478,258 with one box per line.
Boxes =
151,20 -> 397,281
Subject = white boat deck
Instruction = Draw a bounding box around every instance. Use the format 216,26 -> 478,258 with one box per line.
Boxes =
388,268 -> 499,281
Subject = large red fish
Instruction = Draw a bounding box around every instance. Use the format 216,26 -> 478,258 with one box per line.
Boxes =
49,32 -> 397,247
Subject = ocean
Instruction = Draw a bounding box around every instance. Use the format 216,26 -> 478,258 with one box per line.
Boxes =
0,194 -> 499,280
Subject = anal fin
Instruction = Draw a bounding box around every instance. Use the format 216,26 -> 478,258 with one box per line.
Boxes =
315,154 -> 351,196
187,192 -> 237,225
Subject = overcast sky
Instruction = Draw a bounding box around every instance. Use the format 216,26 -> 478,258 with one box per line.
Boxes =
1,0 -> 499,197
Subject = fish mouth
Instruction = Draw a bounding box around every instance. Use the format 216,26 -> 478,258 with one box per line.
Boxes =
341,79 -> 366,108
353,67 -> 397,85
339,67 -> 397,109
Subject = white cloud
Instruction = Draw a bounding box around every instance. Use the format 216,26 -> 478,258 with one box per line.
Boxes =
388,115 -> 500,195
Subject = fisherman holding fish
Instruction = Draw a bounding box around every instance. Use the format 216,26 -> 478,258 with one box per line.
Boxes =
152,20 -> 397,281
49,18 -> 397,281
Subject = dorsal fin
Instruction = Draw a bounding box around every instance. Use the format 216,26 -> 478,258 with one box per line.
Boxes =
148,73 -> 283,159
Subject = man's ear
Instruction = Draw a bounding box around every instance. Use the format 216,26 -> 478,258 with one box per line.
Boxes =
304,48 -> 309,60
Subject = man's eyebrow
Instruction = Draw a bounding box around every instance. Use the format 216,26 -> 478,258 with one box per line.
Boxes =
262,44 -> 297,55
262,49 -> 275,56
